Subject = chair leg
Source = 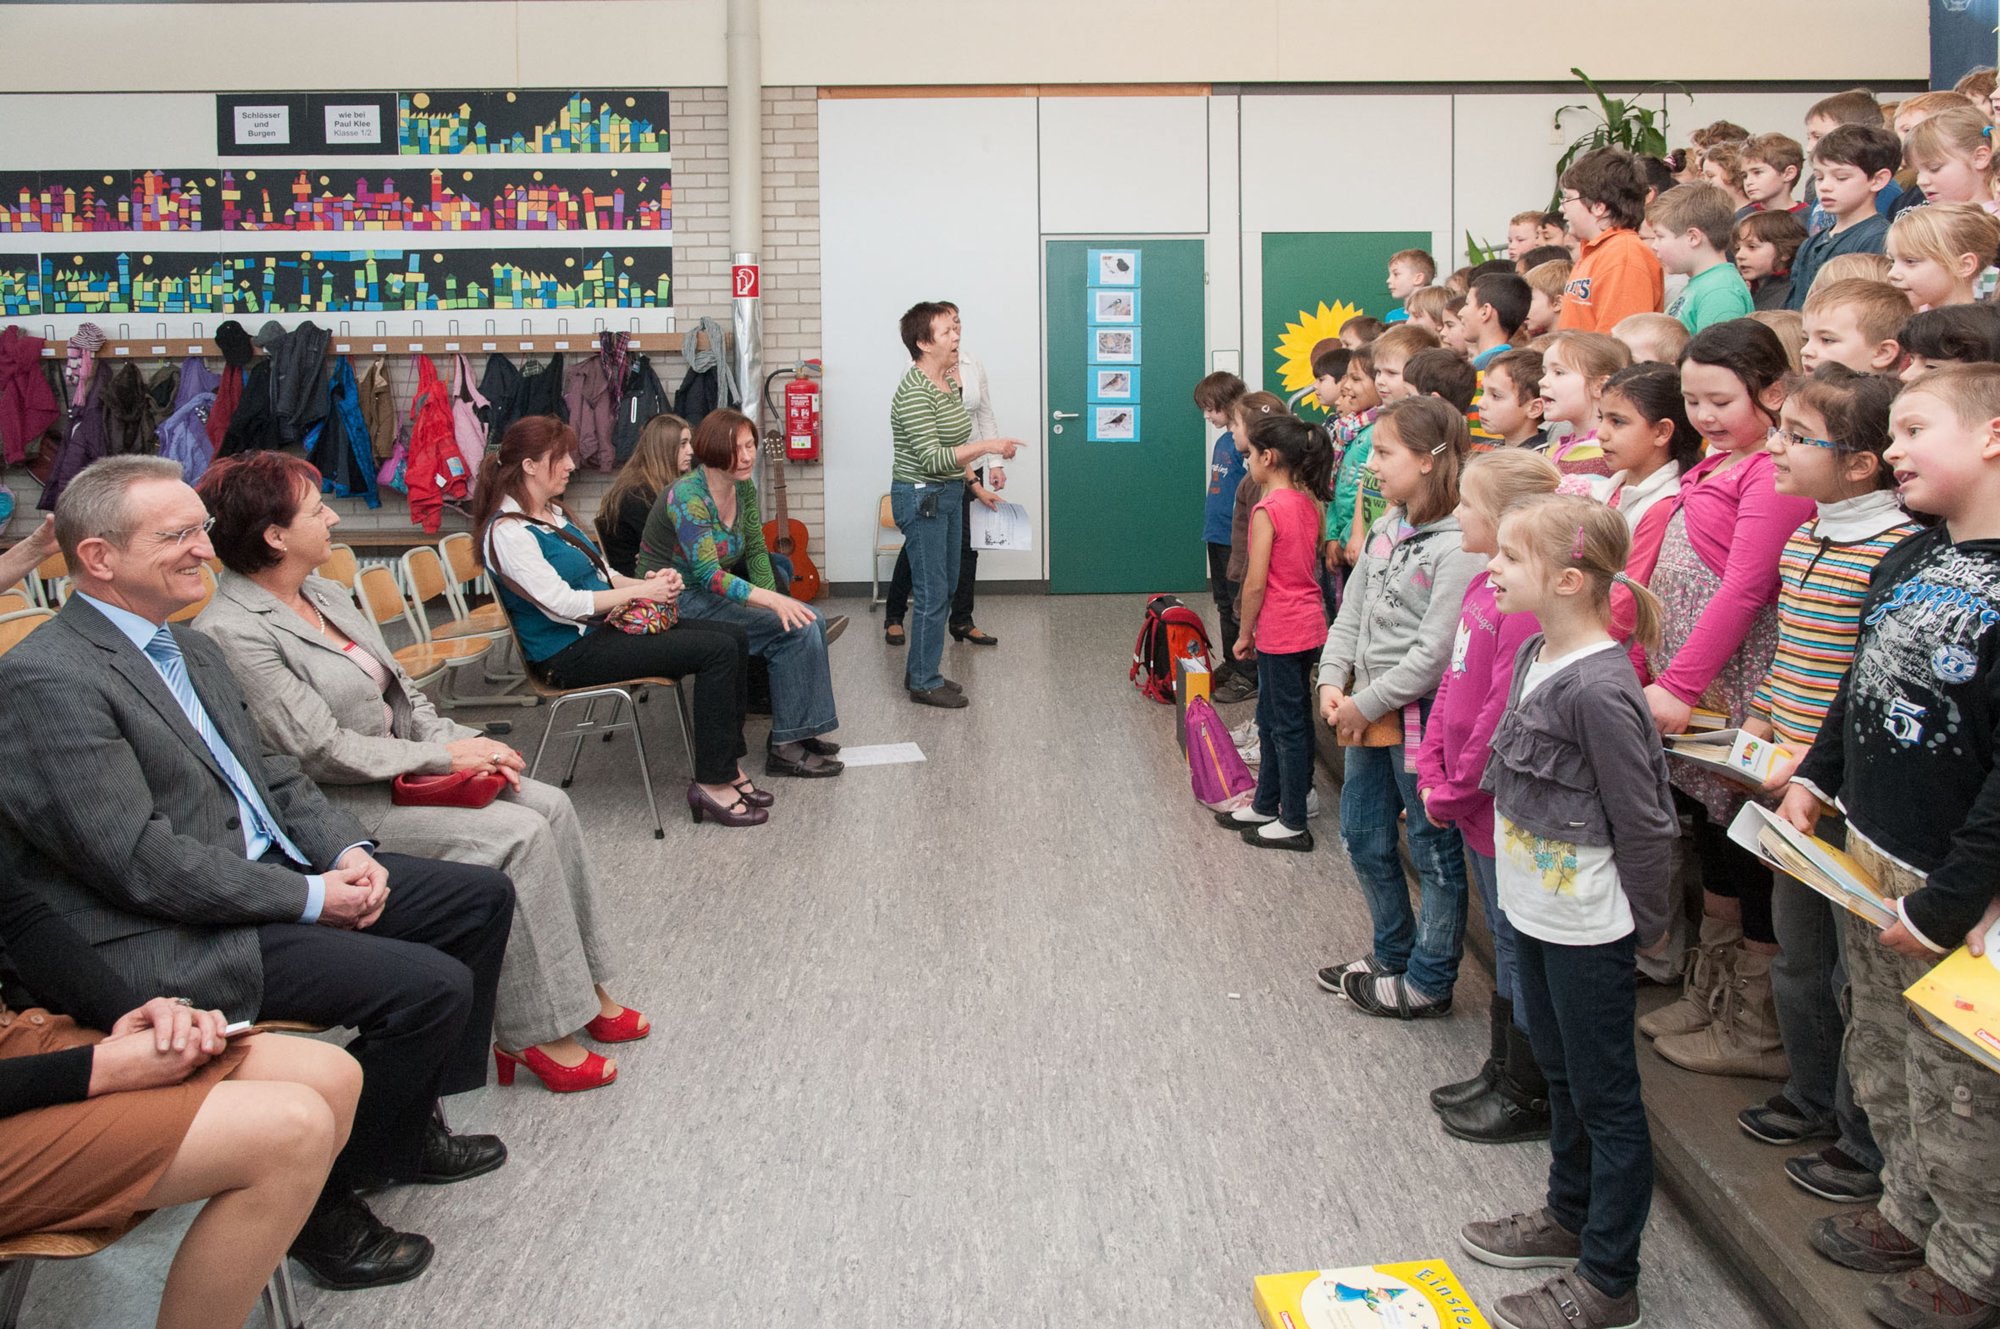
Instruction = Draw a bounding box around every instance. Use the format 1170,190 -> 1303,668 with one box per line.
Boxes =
261,1259 -> 303,1329
526,695 -> 565,782
0,1261 -> 33,1329
673,683 -> 699,780
620,691 -> 665,840
560,697 -> 593,787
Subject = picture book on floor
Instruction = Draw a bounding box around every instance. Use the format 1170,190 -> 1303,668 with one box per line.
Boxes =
1254,1259 -> 1491,1329
1725,803 -> 1895,929
1904,915 -> 2000,1077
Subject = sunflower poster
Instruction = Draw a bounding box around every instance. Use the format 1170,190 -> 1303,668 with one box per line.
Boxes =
1262,230 -> 1431,415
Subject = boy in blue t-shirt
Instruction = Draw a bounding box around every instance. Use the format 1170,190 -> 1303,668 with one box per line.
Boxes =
1196,371 -> 1249,690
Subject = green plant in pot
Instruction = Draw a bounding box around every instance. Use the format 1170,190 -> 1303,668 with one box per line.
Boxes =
1550,67 -> 1691,207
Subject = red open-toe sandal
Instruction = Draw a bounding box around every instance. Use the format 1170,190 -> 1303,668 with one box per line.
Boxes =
494,1044 -> 617,1093
585,1007 -> 651,1043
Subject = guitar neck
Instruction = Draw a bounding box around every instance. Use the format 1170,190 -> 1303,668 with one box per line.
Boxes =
764,437 -> 790,526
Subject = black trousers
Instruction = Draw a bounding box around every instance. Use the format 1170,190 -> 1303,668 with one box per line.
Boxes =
538,620 -> 751,784
885,483 -> 978,630
255,853 -> 515,1188
1206,541 -> 1242,681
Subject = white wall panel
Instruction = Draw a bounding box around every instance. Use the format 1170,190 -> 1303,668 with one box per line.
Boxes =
819,97 -> 1042,583
1038,97 -> 1209,235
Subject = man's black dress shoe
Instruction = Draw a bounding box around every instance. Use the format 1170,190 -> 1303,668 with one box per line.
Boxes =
289,1187 -> 434,1290
412,1118 -> 508,1184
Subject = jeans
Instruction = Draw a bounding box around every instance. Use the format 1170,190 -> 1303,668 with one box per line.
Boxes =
1251,648 -> 1317,831
1206,542 -> 1241,681
1516,929 -> 1652,1300
673,586 -> 839,745
885,483 -> 978,631
1771,872 -> 1883,1171
1339,730 -> 1470,1002
1468,850 -> 1523,1025
890,479 -> 963,692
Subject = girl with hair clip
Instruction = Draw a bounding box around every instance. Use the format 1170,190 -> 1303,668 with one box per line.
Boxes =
1628,320 -> 1815,1077
1418,448 -> 1563,1144
1885,202 -> 2000,310
1536,332 -> 1633,480
1459,494 -> 1679,1329
1902,105 -> 2000,212
1594,362 -> 1704,532
1316,397 -> 1485,1020
1218,415 -> 1336,850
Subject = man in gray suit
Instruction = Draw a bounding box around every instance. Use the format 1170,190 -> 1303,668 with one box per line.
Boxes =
0,457 -> 515,1291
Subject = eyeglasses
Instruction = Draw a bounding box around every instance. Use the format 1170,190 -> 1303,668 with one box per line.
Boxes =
1767,426 -> 1840,452
104,516 -> 215,548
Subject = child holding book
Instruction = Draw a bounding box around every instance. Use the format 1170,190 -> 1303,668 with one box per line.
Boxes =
1420,449 -> 1562,1145
1538,331 -> 1632,479
1317,397 -> 1484,1019
1220,414 -> 1336,851
1459,494 -> 1678,1329
1197,371 -> 1250,698
1734,367 -> 1920,1206
1780,365 -> 2000,1329
1633,321 -> 1815,1078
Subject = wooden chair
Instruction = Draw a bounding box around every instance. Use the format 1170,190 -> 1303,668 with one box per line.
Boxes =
29,551 -> 66,609
0,1220 -> 302,1329
316,543 -> 360,593
0,609 -> 53,658
393,549 -> 532,709
436,533 -> 511,636
166,563 -> 217,624
354,566 -> 492,696
0,592 -> 29,618
869,493 -> 904,609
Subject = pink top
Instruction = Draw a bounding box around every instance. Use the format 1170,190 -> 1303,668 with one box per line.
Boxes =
1415,573 -> 1541,857
340,639 -> 397,732
1636,448 -> 1814,706
1252,487 -> 1327,654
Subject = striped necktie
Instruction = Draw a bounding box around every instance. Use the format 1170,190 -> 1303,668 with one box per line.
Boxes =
143,627 -> 308,867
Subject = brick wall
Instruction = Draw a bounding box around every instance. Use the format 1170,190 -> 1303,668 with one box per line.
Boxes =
4,86 -> 825,552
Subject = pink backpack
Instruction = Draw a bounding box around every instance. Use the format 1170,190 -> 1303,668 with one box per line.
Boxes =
1186,695 -> 1255,810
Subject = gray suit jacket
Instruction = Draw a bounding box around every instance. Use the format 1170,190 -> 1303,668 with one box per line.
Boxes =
195,571 -> 479,834
0,596 -> 368,1019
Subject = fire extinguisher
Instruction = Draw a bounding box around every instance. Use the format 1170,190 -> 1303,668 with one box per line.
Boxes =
780,360 -> 821,462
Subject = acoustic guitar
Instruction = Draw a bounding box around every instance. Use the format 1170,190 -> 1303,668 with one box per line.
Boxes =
761,430 -> 822,601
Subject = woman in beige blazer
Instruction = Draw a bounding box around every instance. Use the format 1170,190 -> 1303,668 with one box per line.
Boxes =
193,454 -> 639,1095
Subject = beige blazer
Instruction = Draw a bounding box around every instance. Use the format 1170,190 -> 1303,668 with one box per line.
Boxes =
194,570 -> 480,828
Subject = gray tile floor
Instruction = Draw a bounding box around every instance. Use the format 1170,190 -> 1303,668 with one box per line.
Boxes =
24,594 -> 1768,1329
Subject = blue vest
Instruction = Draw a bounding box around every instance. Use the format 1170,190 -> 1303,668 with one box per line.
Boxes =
495,518 -> 611,663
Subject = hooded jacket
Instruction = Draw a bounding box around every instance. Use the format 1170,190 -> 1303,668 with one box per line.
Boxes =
260,320 -> 331,448
0,329 -> 56,464
311,358 -> 382,509
1317,510 -> 1485,722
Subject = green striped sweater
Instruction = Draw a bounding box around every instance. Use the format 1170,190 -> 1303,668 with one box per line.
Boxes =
889,364 -> 971,483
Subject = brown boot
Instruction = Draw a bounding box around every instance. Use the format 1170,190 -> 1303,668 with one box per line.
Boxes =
1637,914 -> 1740,1040
1654,945 -> 1790,1079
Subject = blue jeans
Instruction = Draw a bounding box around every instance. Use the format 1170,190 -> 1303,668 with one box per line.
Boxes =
1771,872 -> 1883,1171
674,584 -> 839,744
1468,850 -> 1524,1025
1515,930 -> 1651,1300
1339,731 -> 1469,1002
891,479 -> 963,693
1251,648 -> 1317,831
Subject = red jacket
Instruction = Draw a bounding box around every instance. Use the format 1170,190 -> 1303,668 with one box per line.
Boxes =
0,328 -> 55,465
404,356 -> 470,533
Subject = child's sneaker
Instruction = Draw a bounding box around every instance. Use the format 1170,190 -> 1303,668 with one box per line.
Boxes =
1809,1207 -> 1925,1273
1458,1208 -> 1581,1269
1785,1144 -> 1883,1203
1863,1266 -> 2000,1329
1738,1092 -> 1838,1146
1211,674 -> 1257,704
1489,1270 -> 1639,1329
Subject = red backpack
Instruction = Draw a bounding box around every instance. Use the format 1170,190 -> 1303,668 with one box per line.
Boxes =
1130,593 -> 1213,704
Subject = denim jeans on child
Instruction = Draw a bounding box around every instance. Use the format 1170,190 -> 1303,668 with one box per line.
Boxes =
1770,872 -> 1882,1171
1467,850 -> 1523,1022
890,479 -> 964,694
1339,718 -> 1469,1002
1515,930 -> 1652,1300
1251,648 -> 1317,831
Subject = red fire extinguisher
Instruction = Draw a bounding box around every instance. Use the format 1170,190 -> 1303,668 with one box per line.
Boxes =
783,361 -> 821,462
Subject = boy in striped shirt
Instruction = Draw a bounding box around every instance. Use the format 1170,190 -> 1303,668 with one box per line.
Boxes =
1738,366 -> 1918,1208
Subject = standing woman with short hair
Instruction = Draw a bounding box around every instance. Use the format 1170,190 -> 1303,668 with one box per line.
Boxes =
888,301 -> 1024,708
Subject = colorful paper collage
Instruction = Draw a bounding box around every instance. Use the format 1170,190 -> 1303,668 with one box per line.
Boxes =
398,90 -> 672,155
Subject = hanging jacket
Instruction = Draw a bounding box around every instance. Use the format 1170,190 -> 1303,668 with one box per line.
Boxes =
154,356 -> 221,485
144,361 -> 181,431
482,352 -> 566,450
38,363 -> 113,510
448,353 -> 490,477
312,358 -> 382,509
404,355 -> 469,533
101,362 -> 158,457
358,358 -> 397,460
673,359 -> 721,430
29,361 -> 68,476
477,353 -> 523,449
219,359 -> 278,455
208,321 -> 255,449
519,354 -> 567,422
260,320 -> 331,447
562,352 -> 619,471
0,328 -> 55,465
610,354 -> 669,463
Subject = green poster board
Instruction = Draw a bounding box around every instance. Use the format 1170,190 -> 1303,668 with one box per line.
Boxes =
1261,230 -> 1431,414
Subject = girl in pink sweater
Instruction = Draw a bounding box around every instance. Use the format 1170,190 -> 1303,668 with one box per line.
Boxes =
1418,448 -> 1561,1144
1630,320 -> 1814,1076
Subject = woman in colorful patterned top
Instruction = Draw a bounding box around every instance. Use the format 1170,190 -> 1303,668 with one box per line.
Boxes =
888,301 -> 1025,708
642,408 -> 844,778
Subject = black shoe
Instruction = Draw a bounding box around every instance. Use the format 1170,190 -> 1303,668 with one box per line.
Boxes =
909,684 -> 969,709
289,1187 -> 435,1290
1241,823 -> 1313,851
1211,675 -> 1257,705
802,737 -> 842,757
950,623 -> 999,646
1787,1145 -> 1885,1203
1431,1059 -> 1501,1113
1440,1082 -> 1554,1144
884,622 -> 906,646
1739,1093 -> 1839,1146
412,1119 -> 508,1185
1341,970 -> 1453,1020
766,745 -> 845,777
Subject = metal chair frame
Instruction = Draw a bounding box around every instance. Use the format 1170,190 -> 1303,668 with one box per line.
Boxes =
0,1229 -> 301,1329
869,492 -> 904,610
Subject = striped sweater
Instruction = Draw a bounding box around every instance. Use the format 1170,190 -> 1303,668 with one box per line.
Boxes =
1751,491 -> 1921,747
889,364 -> 971,483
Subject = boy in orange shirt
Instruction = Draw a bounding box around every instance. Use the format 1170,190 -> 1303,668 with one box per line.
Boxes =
1556,148 -> 1666,334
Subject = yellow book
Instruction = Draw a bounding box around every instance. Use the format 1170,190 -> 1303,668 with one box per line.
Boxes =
1904,916 -> 2000,1076
1255,1260 -> 1491,1329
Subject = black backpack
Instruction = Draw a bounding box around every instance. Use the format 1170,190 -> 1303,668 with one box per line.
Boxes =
611,354 -> 669,462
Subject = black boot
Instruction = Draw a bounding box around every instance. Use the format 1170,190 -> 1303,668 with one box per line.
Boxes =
1430,992 -> 1509,1112
1439,1017 -> 1553,1144
288,1183 -> 435,1290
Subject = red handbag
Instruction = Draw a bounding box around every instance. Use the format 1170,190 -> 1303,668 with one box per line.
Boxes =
391,769 -> 508,809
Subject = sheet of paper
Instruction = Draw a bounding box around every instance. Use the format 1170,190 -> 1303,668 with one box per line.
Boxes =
968,500 -> 1033,551
835,742 -> 927,767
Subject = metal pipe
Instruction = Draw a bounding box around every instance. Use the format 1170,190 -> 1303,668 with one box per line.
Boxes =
726,0 -> 763,437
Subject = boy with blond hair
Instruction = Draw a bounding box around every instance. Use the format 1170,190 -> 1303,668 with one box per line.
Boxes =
1524,261 -> 1571,337
1557,148 -> 1665,333
1799,278 -> 1910,374
1385,248 -> 1436,324
1507,210 -> 1545,260
1648,183 -> 1756,332
1612,312 -> 1689,365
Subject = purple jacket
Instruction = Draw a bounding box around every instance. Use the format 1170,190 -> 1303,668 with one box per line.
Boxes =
1415,573 -> 1539,858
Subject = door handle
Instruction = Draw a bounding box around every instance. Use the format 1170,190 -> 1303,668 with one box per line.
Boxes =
1051,410 -> 1081,420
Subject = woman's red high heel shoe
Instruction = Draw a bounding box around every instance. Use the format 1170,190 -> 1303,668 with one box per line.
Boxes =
494,1044 -> 617,1093
585,1006 -> 650,1043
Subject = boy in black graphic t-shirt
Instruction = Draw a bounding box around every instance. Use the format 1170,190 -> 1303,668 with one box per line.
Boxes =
1781,365 -> 2000,1329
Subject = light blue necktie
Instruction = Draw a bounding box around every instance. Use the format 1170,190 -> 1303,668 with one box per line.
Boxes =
144,627 -> 308,867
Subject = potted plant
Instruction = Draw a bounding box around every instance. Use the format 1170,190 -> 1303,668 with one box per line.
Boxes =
1550,67 -> 1691,206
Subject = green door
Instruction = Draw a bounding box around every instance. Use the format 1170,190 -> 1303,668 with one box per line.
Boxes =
1045,238 -> 1207,595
